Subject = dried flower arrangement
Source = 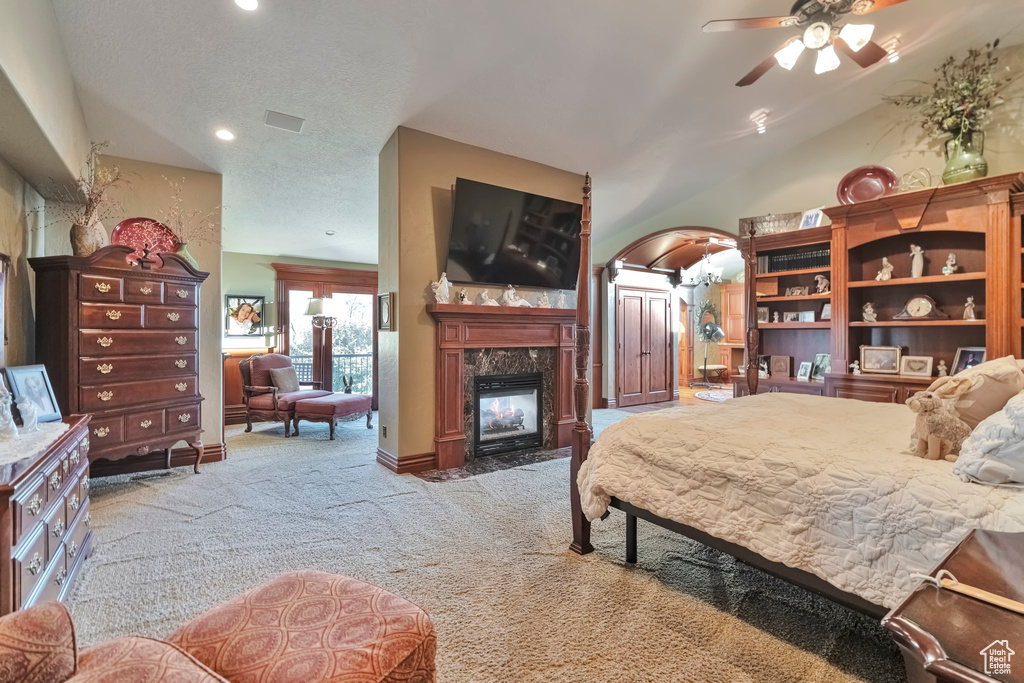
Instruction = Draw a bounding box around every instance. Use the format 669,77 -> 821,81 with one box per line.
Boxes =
886,40 -> 1014,141
155,175 -> 220,246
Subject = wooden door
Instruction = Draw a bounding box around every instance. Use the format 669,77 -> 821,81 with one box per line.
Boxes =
616,286 -> 673,407
722,283 -> 745,345
644,290 -> 672,403
617,288 -> 646,407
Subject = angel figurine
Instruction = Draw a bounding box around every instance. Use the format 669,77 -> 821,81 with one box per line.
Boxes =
964,296 -> 977,321
875,257 -> 894,281
0,384 -> 19,441
554,291 -> 567,308
476,289 -> 500,306
942,253 -> 958,276
457,287 -> 472,305
814,274 -> 830,295
772,312 -> 780,323
430,272 -> 451,304
500,285 -> 532,307
15,397 -> 39,433
937,360 -> 948,377
850,361 -> 861,376
536,292 -> 550,308
862,302 -> 878,323
910,245 -> 925,278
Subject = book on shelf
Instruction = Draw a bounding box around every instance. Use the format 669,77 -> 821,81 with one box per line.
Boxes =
757,248 -> 831,275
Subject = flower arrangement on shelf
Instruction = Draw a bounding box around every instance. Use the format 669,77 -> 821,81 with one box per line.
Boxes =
885,40 -> 1017,185
152,176 -> 221,268
42,141 -> 131,257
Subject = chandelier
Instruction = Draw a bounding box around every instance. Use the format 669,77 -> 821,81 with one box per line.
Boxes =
690,244 -> 724,287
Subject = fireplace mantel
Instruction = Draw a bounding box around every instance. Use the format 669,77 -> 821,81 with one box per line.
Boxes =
425,304 -> 576,470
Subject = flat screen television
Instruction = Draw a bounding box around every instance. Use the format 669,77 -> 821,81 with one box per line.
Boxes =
444,178 -> 583,290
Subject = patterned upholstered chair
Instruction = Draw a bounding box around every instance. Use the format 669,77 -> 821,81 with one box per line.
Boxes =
239,353 -> 331,436
0,571 -> 437,683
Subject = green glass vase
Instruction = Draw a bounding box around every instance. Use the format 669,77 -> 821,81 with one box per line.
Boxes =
174,242 -> 200,269
942,131 -> 988,185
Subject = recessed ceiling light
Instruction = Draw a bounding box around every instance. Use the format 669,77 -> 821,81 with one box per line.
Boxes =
235,0 -> 258,10
325,230 -> 336,236
215,129 -> 236,141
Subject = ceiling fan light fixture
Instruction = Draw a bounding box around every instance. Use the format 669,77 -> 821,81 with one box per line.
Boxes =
814,45 -> 842,75
774,39 -> 806,70
803,22 -> 832,50
852,0 -> 876,14
839,23 -> 875,52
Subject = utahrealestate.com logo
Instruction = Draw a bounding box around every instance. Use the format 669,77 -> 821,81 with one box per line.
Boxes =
981,640 -> 1015,676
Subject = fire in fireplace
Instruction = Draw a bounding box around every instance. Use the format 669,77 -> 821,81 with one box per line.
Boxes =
474,373 -> 543,457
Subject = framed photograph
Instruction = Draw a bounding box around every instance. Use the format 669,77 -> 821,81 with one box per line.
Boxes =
782,312 -> 800,323
757,307 -> 770,323
952,347 -> 986,375
755,354 -> 771,378
811,353 -> 831,381
770,356 -> 791,378
225,295 -> 265,337
800,207 -> 825,229
860,346 -> 902,375
821,303 -> 832,320
4,365 -> 61,424
378,292 -> 396,331
900,356 -> 934,378
796,362 -> 813,382
798,311 -> 816,323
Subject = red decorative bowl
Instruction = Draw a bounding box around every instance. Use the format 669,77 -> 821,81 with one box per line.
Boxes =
837,166 -> 898,205
111,217 -> 179,264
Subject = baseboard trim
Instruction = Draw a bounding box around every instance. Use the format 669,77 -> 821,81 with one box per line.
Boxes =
376,448 -> 437,474
673,388 -> 680,401
602,398 -> 618,409
91,442 -> 227,478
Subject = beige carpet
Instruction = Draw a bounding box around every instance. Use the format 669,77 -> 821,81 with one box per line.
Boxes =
67,411 -> 903,682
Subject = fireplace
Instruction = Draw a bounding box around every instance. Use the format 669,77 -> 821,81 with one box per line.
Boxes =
474,373 -> 543,457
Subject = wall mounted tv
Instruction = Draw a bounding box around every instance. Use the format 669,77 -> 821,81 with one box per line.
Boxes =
444,178 -> 583,290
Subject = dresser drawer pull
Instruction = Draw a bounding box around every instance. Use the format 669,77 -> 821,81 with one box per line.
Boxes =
95,282 -> 112,293
178,413 -> 192,424
81,477 -> 89,491
52,520 -> 65,539
68,540 -> 78,559
54,567 -> 66,587
140,419 -> 153,429
82,438 -> 90,453
174,336 -> 187,345
175,359 -> 188,368
140,286 -> 153,295
96,363 -> 113,374
106,310 -> 122,320
62,460 -> 69,475
27,554 -> 42,576
176,289 -> 188,299
94,427 -> 110,438
49,472 -> 61,491
26,494 -> 42,516
167,312 -> 181,322
85,513 -> 92,528
175,383 -> 188,392
70,451 -> 80,466
97,337 -> 114,347
69,494 -> 79,512
97,391 -> 114,402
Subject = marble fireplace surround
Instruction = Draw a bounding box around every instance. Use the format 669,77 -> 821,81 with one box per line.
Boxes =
426,304 -> 576,470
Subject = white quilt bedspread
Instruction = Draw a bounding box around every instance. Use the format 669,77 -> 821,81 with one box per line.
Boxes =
578,393 -> 1024,609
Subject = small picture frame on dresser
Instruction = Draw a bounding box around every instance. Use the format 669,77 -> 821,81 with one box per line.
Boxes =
900,356 -> 934,378
5,365 -> 61,424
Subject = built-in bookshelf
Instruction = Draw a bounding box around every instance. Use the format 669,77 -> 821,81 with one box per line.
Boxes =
738,174 -> 1024,402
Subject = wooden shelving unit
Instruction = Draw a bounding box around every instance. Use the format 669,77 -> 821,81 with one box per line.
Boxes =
850,320 -> 986,328
759,322 -> 832,329
756,266 -> 831,279
848,272 -> 986,289
756,294 -> 831,303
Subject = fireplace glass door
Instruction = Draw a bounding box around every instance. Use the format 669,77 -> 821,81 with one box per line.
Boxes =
474,373 -> 543,457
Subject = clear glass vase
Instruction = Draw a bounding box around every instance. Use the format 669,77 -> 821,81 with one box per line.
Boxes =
942,130 -> 989,185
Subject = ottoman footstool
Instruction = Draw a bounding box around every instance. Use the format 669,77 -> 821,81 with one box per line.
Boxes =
294,393 -> 373,440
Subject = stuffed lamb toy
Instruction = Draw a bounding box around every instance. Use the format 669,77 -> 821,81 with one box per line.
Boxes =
906,390 -> 971,462
954,392 -> 1024,487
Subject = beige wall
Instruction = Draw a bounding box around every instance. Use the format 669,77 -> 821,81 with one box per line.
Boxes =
0,153 -> 44,367
377,132 -> 400,455
379,127 -> 586,459
45,156 -> 225,447
596,43 -> 1024,260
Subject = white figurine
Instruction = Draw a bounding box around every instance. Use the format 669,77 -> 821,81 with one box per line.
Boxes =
876,257 -> 894,281
554,291 -> 566,308
536,292 -> 550,308
964,296 -> 977,321
937,360 -> 948,377
15,397 -> 39,432
500,285 -> 532,307
476,289 -> 500,306
0,384 -> 19,441
814,274 -> 830,295
457,288 -> 472,305
942,253 -> 958,276
910,244 -> 925,278
430,272 -> 451,304
850,361 -> 862,376
772,312 -> 780,323
863,302 -> 878,323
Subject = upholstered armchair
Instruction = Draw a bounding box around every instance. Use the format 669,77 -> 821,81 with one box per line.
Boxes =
239,353 -> 331,436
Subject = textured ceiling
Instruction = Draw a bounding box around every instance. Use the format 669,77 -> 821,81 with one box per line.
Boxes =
50,0 -> 1020,264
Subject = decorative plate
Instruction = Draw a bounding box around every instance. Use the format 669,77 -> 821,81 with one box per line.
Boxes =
111,217 -> 178,263
836,166 -> 898,205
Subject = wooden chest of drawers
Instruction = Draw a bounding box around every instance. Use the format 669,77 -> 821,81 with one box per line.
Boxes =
30,246 -> 209,473
0,416 -> 93,615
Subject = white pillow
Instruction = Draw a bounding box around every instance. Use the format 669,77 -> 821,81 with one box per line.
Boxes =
954,392 -> 1024,487
926,356 -> 1024,429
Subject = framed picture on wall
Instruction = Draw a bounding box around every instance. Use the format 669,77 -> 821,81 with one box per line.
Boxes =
225,295 -> 265,336
378,292 -> 396,331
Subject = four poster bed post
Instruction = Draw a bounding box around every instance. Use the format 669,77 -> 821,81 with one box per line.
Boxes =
570,173 -> 594,555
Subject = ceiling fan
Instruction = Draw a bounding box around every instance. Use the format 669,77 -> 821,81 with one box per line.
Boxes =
703,0 -> 909,87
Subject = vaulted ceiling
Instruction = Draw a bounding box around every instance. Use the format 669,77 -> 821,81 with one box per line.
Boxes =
50,0 -> 1020,263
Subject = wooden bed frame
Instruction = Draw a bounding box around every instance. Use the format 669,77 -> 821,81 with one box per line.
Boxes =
567,176 -> 888,620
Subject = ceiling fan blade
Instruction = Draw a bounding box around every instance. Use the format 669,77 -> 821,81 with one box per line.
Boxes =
853,0 -> 910,14
833,37 -> 888,68
736,52 -> 779,87
703,16 -> 796,33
